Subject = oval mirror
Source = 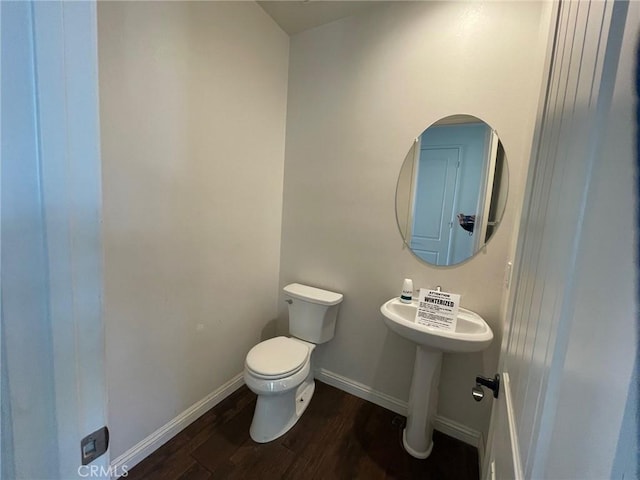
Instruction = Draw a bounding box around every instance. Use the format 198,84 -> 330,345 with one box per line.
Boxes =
396,115 -> 508,266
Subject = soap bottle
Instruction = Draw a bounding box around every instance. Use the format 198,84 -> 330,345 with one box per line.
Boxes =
400,278 -> 413,303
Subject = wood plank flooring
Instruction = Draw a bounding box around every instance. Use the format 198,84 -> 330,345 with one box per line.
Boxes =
125,381 -> 479,480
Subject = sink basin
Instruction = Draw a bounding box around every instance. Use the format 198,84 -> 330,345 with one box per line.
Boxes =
380,297 -> 493,353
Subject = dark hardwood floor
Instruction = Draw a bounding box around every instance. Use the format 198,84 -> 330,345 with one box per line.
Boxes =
125,381 -> 479,480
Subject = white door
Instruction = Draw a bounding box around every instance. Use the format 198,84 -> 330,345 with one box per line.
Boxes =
485,1 -> 635,478
1,2 -> 109,479
410,146 -> 460,265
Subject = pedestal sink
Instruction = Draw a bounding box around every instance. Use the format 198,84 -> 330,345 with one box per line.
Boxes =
380,297 -> 493,459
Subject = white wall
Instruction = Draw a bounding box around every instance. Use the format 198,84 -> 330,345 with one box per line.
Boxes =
280,1 -> 548,437
98,2 -> 289,459
543,2 -> 638,477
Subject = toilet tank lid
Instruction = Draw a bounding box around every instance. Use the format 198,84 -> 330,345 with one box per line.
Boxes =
283,283 -> 343,306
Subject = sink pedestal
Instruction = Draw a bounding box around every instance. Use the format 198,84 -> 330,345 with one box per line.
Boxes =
403,345 -> 442,459
380,297 -> 493,458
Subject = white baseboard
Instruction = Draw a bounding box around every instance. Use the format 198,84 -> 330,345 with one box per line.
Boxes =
432,415 -> 485,462
315,368 -> 408,416
315,367 -> 484,457
109,373 -> 244,478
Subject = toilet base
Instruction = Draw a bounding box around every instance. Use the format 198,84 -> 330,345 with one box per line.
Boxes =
249,374 -> 315,443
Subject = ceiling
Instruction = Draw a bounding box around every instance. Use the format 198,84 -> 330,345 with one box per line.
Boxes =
257,1 -> 389,35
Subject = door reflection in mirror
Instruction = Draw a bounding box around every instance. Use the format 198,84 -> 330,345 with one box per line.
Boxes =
396,115 -> 508,266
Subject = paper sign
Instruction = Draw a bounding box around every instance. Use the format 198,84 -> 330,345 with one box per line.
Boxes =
415,288 -> 461,331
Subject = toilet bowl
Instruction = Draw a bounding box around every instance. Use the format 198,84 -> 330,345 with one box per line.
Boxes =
244,336 -> 316,443
244,283 -> 343,443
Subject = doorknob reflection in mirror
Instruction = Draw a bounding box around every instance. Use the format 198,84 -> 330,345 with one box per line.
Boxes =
457,213 -> 476,235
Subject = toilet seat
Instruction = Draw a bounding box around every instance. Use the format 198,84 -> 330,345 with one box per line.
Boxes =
245,336 -> 309,380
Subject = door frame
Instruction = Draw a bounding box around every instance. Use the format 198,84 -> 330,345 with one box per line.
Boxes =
34,2 -> 109,477
2,1 -> 108,478
33,1 -> 110,478
484,0 -> 630,478
474,129 -> 498,252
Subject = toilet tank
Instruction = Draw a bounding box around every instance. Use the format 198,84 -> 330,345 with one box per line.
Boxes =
283,283 -> 343,344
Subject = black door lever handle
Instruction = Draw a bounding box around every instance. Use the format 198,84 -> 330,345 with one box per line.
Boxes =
475,374 -> 500,399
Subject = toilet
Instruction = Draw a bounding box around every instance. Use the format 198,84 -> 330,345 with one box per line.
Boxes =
243,283 -> 343,443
